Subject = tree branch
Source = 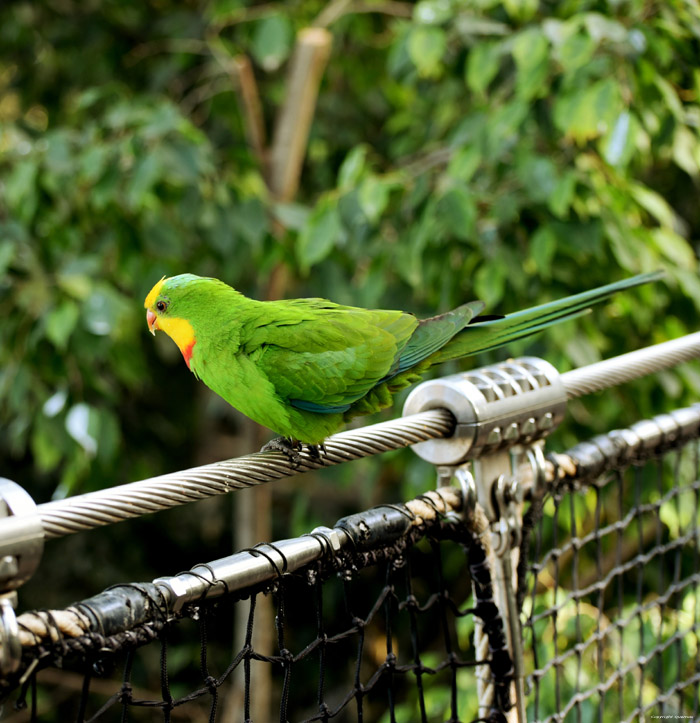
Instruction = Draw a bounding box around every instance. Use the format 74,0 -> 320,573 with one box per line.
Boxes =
268,28 -> 333,201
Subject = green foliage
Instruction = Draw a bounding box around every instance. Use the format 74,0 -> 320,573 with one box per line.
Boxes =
0,0 -> 698,576
0,1 -> 699,719
0,87 -> 276,496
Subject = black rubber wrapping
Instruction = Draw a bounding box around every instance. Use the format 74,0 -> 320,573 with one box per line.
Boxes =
74,583 -> 167,637
335,504 -> 413,550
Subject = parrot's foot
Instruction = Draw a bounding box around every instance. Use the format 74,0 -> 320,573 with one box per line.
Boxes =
261,436 -> 303,465
305,442 -> 327,460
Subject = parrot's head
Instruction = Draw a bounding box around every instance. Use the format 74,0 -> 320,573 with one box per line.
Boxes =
144,273 -> 213,369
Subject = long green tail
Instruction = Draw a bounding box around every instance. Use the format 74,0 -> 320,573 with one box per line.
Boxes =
428,271 -> 663,365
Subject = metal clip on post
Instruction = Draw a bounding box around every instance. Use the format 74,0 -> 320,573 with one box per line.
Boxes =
0,479 -> 44,675
403,357 -> 568,723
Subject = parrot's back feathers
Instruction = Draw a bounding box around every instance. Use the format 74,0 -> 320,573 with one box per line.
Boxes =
390,300 -> 485,377
144,271 -> 663,444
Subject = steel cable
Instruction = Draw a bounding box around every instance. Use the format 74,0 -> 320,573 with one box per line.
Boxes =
26,332 -> 700,540
37,409 -> 455,539
561,331 -> 700,399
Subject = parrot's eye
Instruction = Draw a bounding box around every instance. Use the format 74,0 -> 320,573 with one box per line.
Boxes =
156,300 -> 168,312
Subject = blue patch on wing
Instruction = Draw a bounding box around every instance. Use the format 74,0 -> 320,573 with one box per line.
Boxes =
290,398 -> 352,414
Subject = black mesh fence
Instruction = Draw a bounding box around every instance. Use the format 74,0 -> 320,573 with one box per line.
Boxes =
522,438 -> 700,722
6,504 -> 511,723
3,410 -> 700,722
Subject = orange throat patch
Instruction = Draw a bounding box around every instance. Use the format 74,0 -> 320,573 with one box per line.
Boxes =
182,339 -> 196,369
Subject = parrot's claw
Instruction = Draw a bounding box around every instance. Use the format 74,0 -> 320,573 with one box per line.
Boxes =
261,436 -> 303,466
305,443 -> 327,460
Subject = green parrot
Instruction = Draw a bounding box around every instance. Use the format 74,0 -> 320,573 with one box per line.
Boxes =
144,272 -> 660,454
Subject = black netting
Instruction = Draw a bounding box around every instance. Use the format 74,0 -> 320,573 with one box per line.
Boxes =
9,518 -> 509,723
522,439 -> 700,722
7,411 -> 700,722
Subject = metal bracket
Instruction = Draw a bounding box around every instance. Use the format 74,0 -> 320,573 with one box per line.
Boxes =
0,478 -> 44,675
435,464 -> 477,527
0,479 -> 44,593
434,447 -> 536,723
477,453 -> 527,723
403,357 -> 567,465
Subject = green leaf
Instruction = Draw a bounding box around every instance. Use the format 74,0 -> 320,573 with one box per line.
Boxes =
483,100 -> 529,157
296,198 -> 342,272
232,199 -> 268,245
0,239 -> 16,276
605,221 -> 657,272
600,111 -> 637,168
649,228 -> 695,267
474,262 -> 506,307
530,226 -> 557,280
44,130 -> 74,177
414,0 -> 452,25
5,160 -> 38,222
395,222 -> 432,289
465,42 -> 501,97
503,0 -> 538,23
447,146 -> 481,182
142,102 -> 184,139
45,300 -> 80,350
557,31 -> 595,74
94,407 -> 120,464
629,183 -> 675,227
126,153 -> 160,210
31,416 -> 66,473
65,403 -> 98,457
512,28 -> 550,101
58,273 -> 93,301
554,78 -> 622,141
82,285 -> 131,337
672,126 -> 700,178
251,14 -> 293,72
436,185 -> 476,240
338,146 -> 368,190
583,13 -> 628,44
407,26 -> 446,78
78,144 -> 112,184
548,171 -> 577,218
358,176 -> 391,224
516,155 -> 558,204
271,202 -> 310,231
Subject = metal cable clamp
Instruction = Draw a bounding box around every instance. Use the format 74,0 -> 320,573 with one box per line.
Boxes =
404,360 -> 565,723
403,357 -> 567,465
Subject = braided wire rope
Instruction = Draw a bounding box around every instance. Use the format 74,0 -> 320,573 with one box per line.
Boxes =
37,410 -> 454,539
560,330 -> 700,399
27,332 -> 700,542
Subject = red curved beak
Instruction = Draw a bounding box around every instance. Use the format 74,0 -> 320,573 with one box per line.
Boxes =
146,309 -> 158,336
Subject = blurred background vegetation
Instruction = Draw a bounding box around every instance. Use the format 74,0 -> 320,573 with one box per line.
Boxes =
0,0 -> 699,717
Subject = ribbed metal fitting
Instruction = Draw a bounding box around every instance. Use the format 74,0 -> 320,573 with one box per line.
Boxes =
402,357 -> 567,465
0,479 -> 44,593
0,479 -> 44,676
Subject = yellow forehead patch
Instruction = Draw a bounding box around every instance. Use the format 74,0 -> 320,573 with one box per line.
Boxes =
144,276 -> 168,308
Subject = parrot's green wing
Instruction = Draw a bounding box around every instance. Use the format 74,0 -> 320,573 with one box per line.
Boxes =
243,299 -> 483,413
385,300 -> 485,379
245,304 -> 416,412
